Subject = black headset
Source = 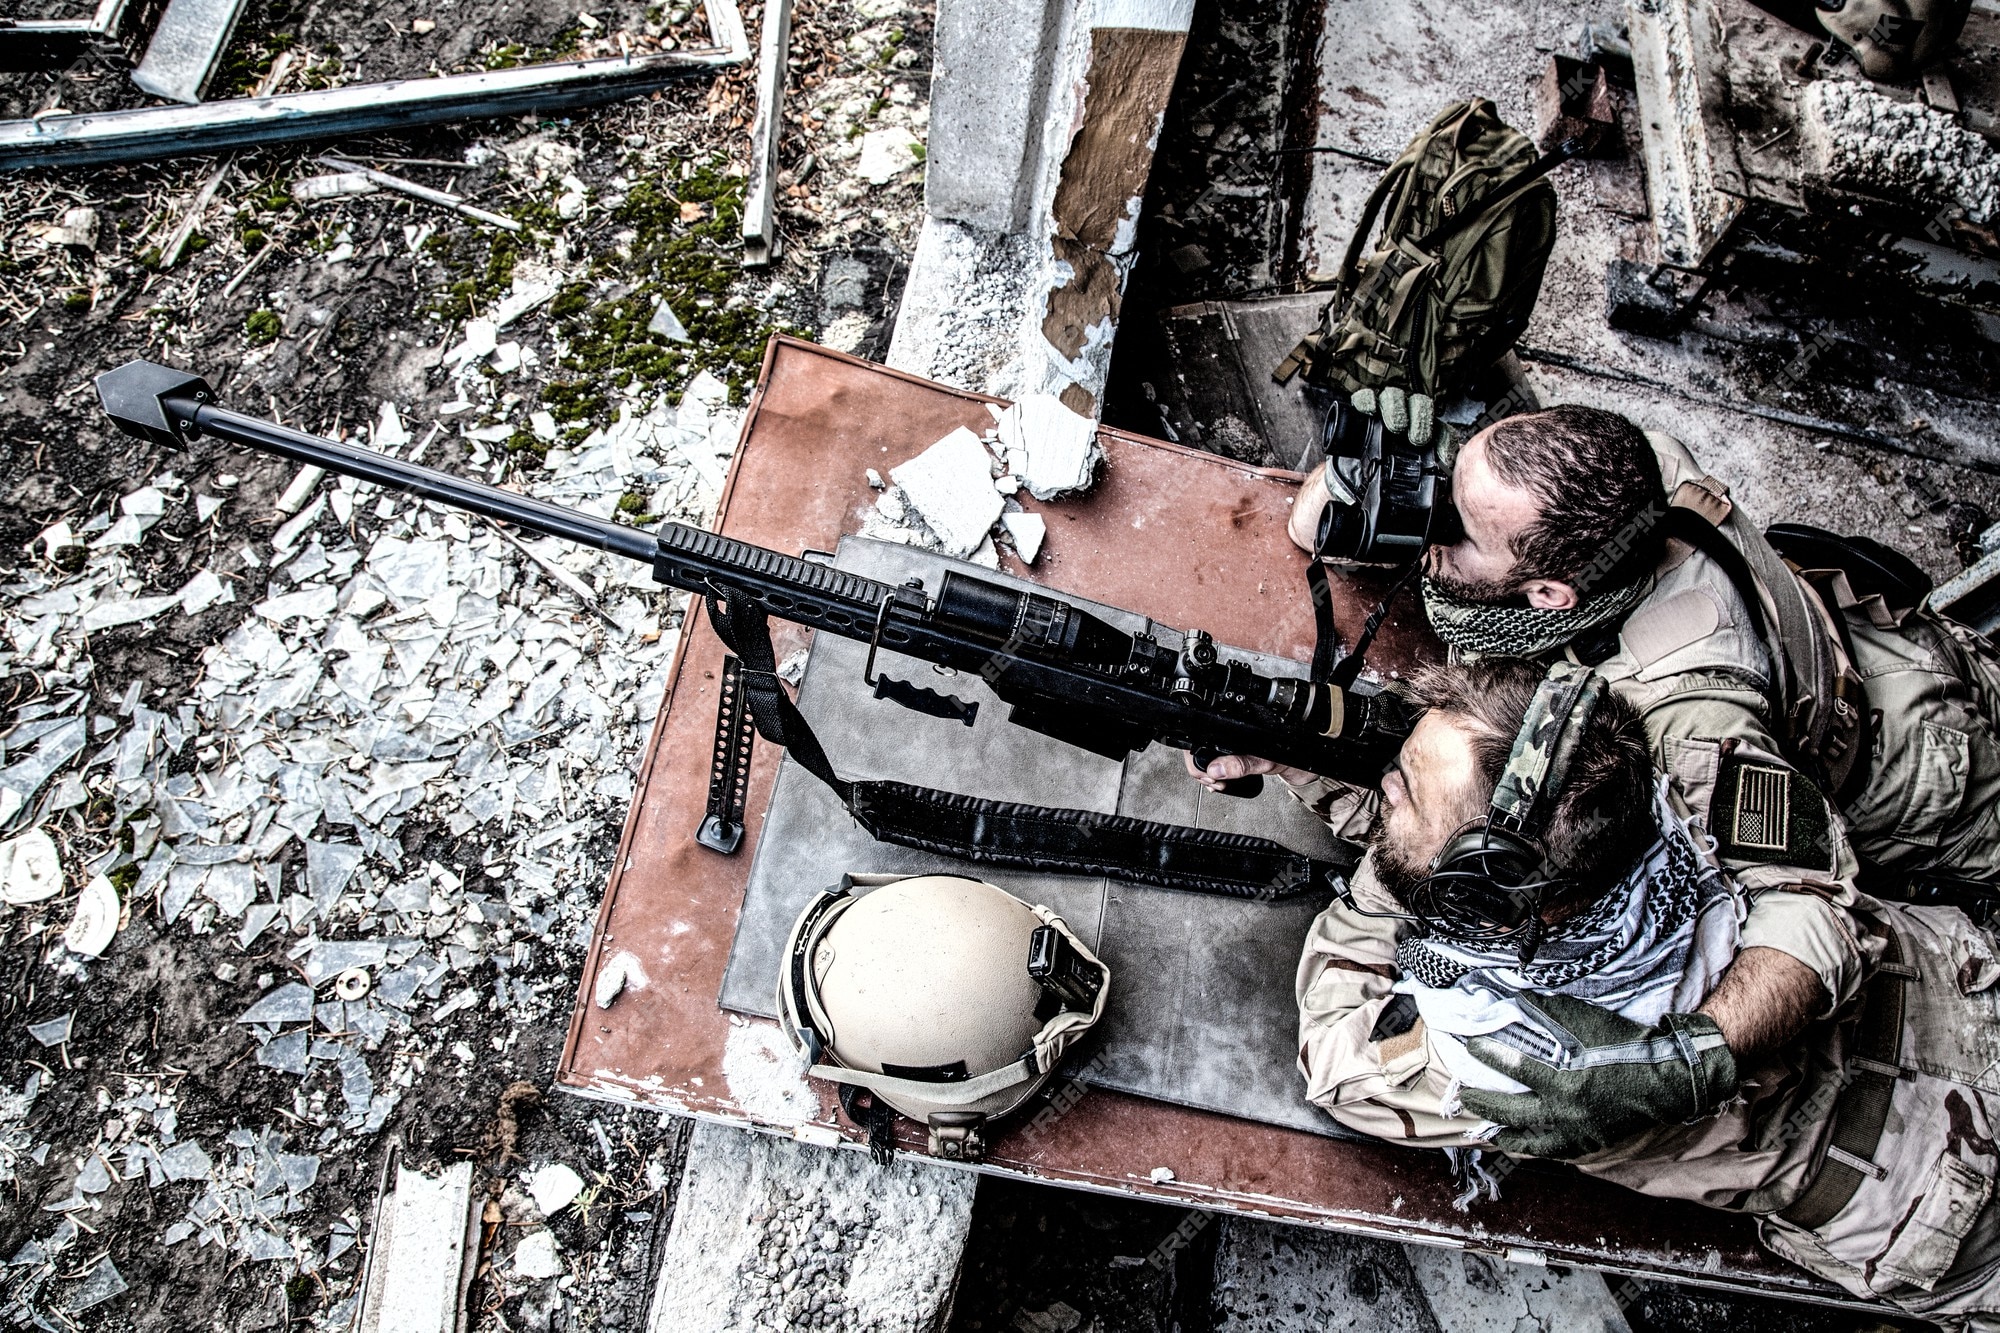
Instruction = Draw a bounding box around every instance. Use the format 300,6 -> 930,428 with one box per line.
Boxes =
1403,660 -> 1608,965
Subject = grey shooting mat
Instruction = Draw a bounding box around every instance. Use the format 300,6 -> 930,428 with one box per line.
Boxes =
718,538 -> 1360,1137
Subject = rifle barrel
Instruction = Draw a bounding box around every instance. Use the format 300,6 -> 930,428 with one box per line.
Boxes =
189,402 -> 661,566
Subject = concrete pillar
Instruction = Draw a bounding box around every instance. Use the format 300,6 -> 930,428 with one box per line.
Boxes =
927,0 -> 1064,233
890,0 -> 1194,417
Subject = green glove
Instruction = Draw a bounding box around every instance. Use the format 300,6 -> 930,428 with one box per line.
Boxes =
1352,387 -> 1437,447
1455,990 -> 1738,1161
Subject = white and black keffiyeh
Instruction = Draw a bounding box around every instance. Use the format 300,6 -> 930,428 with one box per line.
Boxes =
1397,778 -> 1743,1101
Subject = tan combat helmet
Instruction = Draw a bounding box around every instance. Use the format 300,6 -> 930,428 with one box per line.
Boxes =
1815,0 -> 1969,81
777,874 -> 1110,1161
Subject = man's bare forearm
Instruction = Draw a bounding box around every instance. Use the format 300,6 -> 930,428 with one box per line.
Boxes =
1697,946 -> 1826,1063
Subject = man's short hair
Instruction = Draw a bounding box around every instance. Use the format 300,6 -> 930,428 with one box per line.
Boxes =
1410,657 -> 1658,912
1483,406 -> 1667,596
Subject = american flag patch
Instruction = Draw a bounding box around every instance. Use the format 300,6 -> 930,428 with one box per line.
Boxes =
1732,764 -> 1792,851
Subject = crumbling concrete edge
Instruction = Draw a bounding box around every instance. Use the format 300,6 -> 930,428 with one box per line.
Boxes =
889,0 -> 1194,413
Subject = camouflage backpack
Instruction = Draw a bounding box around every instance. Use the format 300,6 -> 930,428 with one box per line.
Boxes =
1275,99 -> 1569,413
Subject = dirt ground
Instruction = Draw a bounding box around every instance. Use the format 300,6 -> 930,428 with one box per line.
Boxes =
0,0 -> 931,1327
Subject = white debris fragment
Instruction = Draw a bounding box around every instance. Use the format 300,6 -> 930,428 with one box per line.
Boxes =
294,172 -> 380,202
593,949 -> 650,1009
0,829 -> 63,905
80,596 -> 180,634
526,1161 -> 586,1216
647,299 -> 694,344
274,465 -> 324,517
996,395 -> 1101,500
446,318 -> 500,370
238,983 -> 315,1025
511,1228 -> 564,1281
176,568 -> 234,615
865,468 -> 885,490
26,1014 -> 72,1047
68,1255 -> 127,1311
889,427 -> 1006,558
1149,1166 -> 1176,1183
1001,511 -> 1047,564
492,277 -> 560,330
373,401 -> 413,453
44,206 -> 101,252
856,128 -> 924,184
62,875 -> 120,958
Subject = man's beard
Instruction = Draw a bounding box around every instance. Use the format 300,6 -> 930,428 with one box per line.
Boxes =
1365,820 -> 1430,906
1423,564 -> 1525,606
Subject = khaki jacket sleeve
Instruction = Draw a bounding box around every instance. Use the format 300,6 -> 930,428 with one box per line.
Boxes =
1279,773 -> 1381,840
1294,863 -> 1488,1147
1644,690 -> 1868,1013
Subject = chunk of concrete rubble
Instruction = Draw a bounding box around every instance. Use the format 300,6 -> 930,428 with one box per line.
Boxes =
45,207 -> 101,253
511,1228 -> 564,1281
995,394 -> 1100,501
62,874 -> 119,958
646,1122 -> 975,1333
1000,511 -> 1046,564
857,128 -> 924,185
0,829 -> 63,905
1803,79 -> 1999,226
889,426 -> 1006,558
527,1161 -> 586,1216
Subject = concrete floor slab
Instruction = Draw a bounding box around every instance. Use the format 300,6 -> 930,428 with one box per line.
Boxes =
647,1121 -> 976,1333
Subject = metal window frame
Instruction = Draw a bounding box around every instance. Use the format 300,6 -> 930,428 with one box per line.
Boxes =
0,0 -> 748,171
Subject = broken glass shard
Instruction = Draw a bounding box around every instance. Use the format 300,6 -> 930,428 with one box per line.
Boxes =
157,1141 -> 213,1182
238,984 -> 314,1025
67,1255 -> 128,1311
257,1031 -> 311,1076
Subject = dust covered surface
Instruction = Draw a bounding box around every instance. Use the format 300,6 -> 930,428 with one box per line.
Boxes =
0,0 -> 931,1327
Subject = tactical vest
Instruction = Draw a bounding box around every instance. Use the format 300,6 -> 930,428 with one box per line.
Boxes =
1607,435 -> 1867,801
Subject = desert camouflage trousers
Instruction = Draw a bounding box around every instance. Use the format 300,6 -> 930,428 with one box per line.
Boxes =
1758,903 -> 2000,1328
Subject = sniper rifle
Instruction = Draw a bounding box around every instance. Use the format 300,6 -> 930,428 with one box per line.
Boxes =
95,359 -> 1407,899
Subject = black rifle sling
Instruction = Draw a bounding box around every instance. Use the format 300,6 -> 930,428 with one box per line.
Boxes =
1307,557 -> 1341,684
702,594 -> 1357,901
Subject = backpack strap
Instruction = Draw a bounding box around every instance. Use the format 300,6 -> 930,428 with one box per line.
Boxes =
1660,482 -> 1862,795
1275,155 -> 1417,385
